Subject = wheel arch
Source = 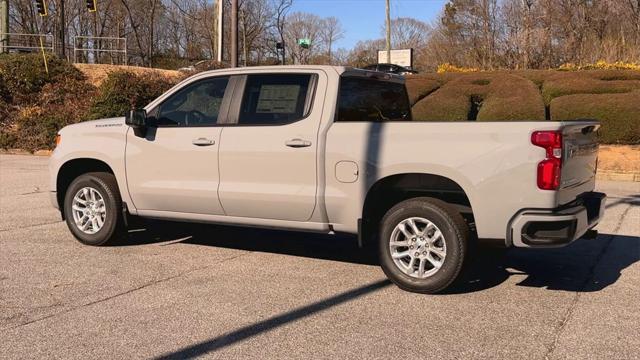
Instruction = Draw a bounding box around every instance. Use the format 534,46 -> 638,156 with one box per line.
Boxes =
361,173 -> 475,247
56,158 -> 115,217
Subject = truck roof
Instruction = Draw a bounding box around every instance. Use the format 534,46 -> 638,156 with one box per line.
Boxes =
195,65 -> 405,83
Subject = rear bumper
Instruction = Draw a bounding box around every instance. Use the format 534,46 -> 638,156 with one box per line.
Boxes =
509,192 -> 606,248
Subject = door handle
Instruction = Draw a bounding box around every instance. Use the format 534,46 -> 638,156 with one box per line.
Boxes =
192,137 -> 215,146
285,138 -> 312,148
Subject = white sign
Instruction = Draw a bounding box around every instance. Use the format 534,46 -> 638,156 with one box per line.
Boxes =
377,48 -> 413,68
256,85 -> 301,114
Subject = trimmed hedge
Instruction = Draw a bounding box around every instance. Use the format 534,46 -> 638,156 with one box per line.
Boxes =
404,74 -> 448,105
551,91 -> 640,144
542,72 -> 640,104
407,69 -> 640,144
411,73 -> 545,121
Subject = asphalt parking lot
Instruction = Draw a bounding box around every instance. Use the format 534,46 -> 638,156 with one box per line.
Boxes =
1,154 -> 639,359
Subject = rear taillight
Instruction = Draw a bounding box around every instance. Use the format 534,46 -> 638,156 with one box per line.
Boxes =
532,130 -> 562,190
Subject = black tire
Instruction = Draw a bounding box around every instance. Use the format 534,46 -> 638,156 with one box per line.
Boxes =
378,197 -> 468,294
63,172 -> 126,246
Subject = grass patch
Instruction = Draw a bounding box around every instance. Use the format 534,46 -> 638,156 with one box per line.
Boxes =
550,91 -> 640,144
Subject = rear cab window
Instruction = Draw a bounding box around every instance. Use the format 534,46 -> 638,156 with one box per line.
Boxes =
337,75 -> 412,122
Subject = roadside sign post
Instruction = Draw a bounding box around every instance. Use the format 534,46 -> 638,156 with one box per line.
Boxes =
385,0 -> 391,63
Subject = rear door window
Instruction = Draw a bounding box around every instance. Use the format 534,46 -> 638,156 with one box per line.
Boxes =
337,77 -> 412,122
238,74 -> 315,125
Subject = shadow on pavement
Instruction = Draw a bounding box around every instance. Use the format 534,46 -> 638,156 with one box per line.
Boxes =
121,221 -> 637,358
119,220 -> 638,295
447,233 -> 640,294
605,194 -> 640,209
152,279 -> 391,360
117,220 -> 377,265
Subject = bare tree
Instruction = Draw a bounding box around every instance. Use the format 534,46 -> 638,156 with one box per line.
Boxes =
239,0 -> 272,65
386,17 -> 430,49
346,38 -> 385,68
6,0 -> 637,70
283,11 -> 322,64
272,0 -> 292,64
319,16 -> 344,64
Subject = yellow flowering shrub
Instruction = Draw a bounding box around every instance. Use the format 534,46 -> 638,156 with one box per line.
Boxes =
436,63 -> 480,73
558,61 -> 640,71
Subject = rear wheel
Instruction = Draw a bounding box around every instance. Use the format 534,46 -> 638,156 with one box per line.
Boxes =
63,172 -> 125,246
378,197 -> 468,294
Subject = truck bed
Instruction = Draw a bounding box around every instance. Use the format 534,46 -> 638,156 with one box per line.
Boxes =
324,120 -> 600,240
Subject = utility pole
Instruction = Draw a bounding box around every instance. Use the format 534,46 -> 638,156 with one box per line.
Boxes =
57,0 -> 65,58
230,0 -> 238,67
0,0 -> 8,54
216,0 -> 223,62
385,0 -> 391,63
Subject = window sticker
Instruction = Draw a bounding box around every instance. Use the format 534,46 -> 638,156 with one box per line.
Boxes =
256,85 -> 301,114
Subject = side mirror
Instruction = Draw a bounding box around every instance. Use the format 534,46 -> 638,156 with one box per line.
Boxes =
126,109 -> 148,137
126,109 -> 147,128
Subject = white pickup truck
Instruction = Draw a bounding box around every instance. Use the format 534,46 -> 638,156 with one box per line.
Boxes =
49,65 -> 605,293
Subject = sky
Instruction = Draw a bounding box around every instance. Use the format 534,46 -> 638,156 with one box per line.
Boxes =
290,0 -> 449,50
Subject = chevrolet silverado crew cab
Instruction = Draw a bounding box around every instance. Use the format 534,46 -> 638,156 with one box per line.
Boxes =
49,65 -> 606,293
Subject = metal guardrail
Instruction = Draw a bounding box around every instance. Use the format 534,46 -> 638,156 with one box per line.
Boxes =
0,33 -> 54,53
73,36 -> 127,65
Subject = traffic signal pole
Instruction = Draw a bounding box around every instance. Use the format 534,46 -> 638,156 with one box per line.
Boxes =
35,0 -> 49,73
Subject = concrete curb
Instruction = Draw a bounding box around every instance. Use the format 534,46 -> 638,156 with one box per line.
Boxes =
0,149 -> 52,156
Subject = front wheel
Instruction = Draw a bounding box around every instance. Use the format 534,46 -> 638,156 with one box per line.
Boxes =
378,197 -> 469,294
63,172 -> 126,246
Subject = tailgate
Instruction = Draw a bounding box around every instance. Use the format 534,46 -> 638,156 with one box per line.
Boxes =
557,121 -> 600,205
